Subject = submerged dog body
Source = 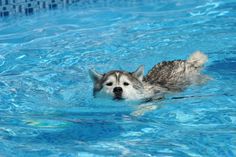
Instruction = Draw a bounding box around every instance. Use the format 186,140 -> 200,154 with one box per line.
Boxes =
89,51 -> 208,101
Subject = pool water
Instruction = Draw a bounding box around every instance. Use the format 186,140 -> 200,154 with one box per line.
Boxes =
0,0 -> 236,156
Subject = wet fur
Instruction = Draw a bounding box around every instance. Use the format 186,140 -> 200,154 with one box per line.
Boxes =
89,51 -> 208,101
144,51 -> 208,92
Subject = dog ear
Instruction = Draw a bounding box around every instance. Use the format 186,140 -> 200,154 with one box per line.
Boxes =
132,65 -> 144,81
89,69 -> 102,83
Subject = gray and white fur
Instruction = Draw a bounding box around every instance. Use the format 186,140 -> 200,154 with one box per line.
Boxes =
89,51 -> 208,101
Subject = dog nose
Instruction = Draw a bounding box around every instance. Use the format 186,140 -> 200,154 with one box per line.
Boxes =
113,87 -> 123,94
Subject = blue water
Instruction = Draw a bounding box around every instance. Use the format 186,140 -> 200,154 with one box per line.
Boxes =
0,0 -> 236,156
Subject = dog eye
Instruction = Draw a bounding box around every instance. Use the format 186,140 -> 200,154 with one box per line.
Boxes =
123,82 -> 129,86
106,82 -> 113,86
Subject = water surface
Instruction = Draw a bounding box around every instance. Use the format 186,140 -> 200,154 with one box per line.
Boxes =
0,0 -> 236,156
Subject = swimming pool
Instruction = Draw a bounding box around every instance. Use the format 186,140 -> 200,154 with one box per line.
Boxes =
0,0 -> 236,156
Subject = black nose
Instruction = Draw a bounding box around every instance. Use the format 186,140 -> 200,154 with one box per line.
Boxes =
113,87 -> 123,94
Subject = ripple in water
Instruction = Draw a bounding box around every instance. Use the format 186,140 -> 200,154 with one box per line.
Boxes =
0,0 -> 236,156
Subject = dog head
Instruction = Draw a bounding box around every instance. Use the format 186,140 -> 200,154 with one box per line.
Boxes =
89,66 -> 145,100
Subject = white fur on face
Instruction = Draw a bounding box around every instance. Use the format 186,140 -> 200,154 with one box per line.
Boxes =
119,75 -> 144,100
96,73 -> 145,100
97,75 -> 117,99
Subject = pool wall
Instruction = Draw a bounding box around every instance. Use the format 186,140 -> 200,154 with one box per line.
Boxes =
0,0 -> 149,17
0,0 -> 81,17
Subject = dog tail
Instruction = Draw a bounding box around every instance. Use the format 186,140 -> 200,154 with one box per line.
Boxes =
187,51 -> 208,67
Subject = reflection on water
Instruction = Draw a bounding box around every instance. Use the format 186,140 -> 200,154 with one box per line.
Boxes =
0,0 -> 236,156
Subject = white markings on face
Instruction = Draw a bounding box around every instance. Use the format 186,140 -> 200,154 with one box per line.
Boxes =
115,72 -> 119,81
119,75 -> 143,100
99,75 -> 117,98
95,72 -> 146,100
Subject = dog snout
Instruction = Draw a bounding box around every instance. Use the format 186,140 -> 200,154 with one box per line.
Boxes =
113,87 -> 123,94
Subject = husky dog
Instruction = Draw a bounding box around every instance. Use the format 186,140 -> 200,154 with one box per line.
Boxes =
89,51 -> 208,101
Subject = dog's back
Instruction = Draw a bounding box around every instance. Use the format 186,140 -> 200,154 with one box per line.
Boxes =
144,51 -> 208,91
